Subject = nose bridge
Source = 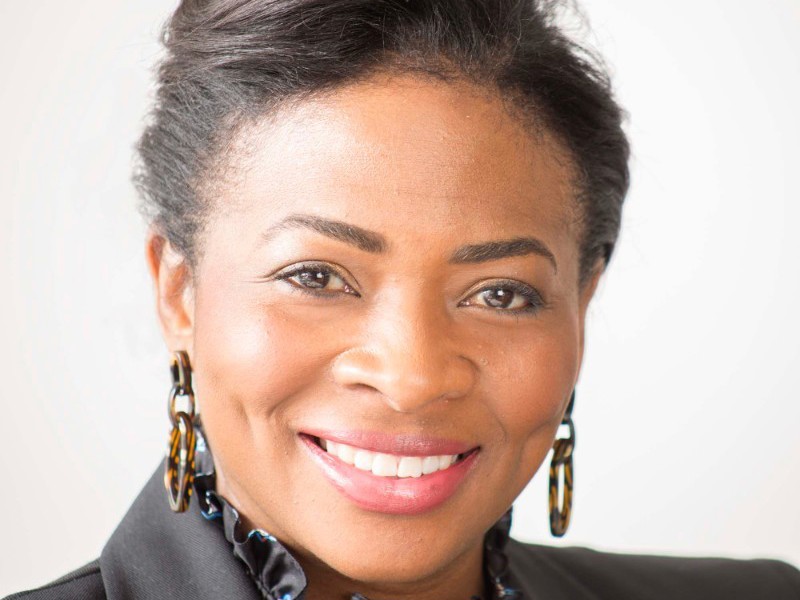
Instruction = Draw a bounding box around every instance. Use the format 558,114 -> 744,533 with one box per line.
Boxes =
332,288 -> 476,412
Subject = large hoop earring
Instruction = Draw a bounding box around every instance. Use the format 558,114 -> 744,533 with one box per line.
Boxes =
164,350 -> 197,513
549,390 -> 575,537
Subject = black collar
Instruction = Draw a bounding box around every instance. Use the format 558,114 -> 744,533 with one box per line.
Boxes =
100,426 -> 523,600
100,460 -> 263,600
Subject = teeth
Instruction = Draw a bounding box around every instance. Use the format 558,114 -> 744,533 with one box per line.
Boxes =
354,449 -> 375,471
337,443 -> 356,465
438,455 -> 455,469
397,456 -> 423,478
421,456 -> 440,475
371,453 -> 398,477
318,438 -> 462,478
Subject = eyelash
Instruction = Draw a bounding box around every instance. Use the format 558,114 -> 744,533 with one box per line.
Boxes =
462,279 -> 547,314
273,262 -> 547,315
273,262 -> 360,298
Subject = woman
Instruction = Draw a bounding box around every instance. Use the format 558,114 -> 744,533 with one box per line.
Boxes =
6,0 -> 799,599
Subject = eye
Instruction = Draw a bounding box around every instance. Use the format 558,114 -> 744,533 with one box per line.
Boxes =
460,280 -> 546,314
273,262 -> 359,297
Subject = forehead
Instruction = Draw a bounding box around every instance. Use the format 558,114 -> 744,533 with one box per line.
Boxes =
213,72 -> 580,258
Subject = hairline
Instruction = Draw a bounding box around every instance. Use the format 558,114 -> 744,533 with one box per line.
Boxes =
187,66 -> 588,286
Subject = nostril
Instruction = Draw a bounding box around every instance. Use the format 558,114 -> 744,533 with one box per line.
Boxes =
331,344 -> 476,413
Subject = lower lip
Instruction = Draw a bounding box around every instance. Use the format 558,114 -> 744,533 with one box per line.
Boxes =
300,435 -> 480,515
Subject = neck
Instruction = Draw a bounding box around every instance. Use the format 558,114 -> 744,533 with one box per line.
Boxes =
208,444 -> 492,600
296,539 -> 487,600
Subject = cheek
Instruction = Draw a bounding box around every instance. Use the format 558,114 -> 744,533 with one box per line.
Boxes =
188,277 -> 331,463
501,334 -> 577,428
480,314 -> 579,486
195,298 -> 284,410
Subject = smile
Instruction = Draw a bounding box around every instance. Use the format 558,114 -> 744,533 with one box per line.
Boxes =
317,437 -> 462,478
299,432 -> 480,515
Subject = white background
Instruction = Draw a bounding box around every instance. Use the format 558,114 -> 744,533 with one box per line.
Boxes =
1,0 -> 798,595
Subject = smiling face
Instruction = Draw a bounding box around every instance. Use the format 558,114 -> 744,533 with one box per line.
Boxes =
149,72 -> 603,599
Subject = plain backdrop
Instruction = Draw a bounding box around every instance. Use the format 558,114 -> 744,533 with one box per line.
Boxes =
1,0 -> 798,595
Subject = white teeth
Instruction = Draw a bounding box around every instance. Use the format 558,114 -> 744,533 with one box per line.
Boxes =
371,453 -> 398,477
438,455 -> 454,470
421,456 -> 440,475
354,449 -> 375,471
397,456 -> 423,478
337,443 -> 355,465
318,438 -> 462,478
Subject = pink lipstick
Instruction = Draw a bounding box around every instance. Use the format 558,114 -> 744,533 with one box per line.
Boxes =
299,432 -> 480,515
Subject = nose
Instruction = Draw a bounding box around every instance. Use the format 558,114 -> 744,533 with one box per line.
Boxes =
331,297 -> 477,413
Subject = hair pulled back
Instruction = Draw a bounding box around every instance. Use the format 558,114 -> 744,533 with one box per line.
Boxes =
135,0 -> 630,287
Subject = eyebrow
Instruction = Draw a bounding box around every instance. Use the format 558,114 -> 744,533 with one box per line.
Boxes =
263,213 -> 557,272
450,237 -> 557,272
263,214 -> 387,253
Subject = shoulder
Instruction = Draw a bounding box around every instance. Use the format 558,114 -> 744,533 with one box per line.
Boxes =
506,538 -> 800,600
3,560 -> 106,600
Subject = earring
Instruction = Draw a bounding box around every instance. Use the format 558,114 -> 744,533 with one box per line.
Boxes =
164,350 -> 197,513
549,390 -> 575,537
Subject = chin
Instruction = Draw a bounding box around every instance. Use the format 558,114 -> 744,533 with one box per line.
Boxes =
304,530 -> 477,587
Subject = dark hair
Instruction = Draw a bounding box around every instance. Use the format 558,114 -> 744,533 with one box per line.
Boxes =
135,0 -> 629,287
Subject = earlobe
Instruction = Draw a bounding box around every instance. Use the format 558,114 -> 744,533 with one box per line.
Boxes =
146,229 -> 195,352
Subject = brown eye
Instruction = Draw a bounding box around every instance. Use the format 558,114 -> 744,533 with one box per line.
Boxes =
461,280 -> 545,315
295,268 -> 331,289
275,263 -> 359,296
480,288 -> 523,309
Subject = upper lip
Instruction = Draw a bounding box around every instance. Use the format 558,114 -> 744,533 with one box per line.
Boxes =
300,428 -> 478,456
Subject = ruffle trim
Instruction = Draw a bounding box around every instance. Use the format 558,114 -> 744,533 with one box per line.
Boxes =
193,426 -> 307,600
191,423 -> 521,600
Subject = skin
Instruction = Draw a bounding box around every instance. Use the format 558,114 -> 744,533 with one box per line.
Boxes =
148,72 -> 603,600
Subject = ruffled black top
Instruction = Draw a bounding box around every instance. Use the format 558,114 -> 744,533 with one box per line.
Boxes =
191,425 -> 522,600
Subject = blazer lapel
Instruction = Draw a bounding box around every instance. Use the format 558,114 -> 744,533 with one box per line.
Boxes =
100,461 -> 263,600
506,538 -> 603,600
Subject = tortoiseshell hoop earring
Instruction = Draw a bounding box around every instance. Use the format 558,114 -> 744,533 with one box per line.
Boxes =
549,390 -> 575,537
164,350 -> 197,513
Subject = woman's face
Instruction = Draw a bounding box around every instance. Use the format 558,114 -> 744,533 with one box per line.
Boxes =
150,72 -> 601,597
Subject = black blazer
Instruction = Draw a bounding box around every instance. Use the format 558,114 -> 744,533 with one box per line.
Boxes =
6,464 -> 800,600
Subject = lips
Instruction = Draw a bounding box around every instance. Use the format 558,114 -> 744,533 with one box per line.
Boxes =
302,429 -> 475,456
299,431 -> 480,515
319,436 -> 460,477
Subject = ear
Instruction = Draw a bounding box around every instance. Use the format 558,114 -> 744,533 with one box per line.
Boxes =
578,259 -> 605,320
575,258 -> 605,383
145,229 -> 195,352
